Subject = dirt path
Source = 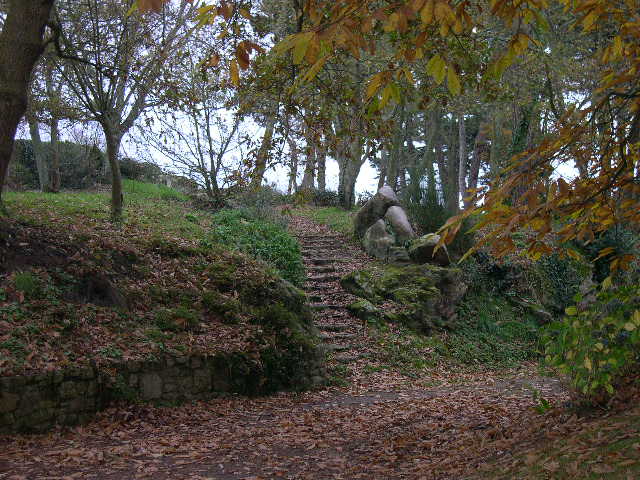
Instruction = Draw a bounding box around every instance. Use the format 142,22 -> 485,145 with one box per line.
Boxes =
0,214 -> 570,480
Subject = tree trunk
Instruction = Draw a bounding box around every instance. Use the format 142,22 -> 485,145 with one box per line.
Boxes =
0,0 -> 55,209
251,109 -> 277,189
316,141 -> 326,192
103,125 -> 124,222
457,112 -> 467,206
27,116 -> 48,190
286,135 -> 298,194
464,123 -> 489,209
300,144 -> 316,190
47,116 -> 61,192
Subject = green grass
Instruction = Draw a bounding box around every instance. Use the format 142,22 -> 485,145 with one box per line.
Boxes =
4,183 -> 207,243
371,294 -> 540,374
207,208 -> 305,286
122,178 -> 188,202
295,206 -> 355,237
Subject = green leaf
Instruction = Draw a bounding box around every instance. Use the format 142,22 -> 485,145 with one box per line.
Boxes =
565,306 -> 578,316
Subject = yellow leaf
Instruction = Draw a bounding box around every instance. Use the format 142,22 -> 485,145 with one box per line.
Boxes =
403,68 -> 415,85
427,54 -> 446,84
366,73 -> 384,98
565,306 -> 578,316
624,322 -> 636,332
420,0 -> 435,24
447,67 -> 461,95
239,8 -> 252,19
302,55 -> 329,82
584,357 -> 592,371
581,11 -> 597,31
602,276 -> 613,289
230,59 -> 240,86
595,343 -> 604,351
293,33 -> 313,65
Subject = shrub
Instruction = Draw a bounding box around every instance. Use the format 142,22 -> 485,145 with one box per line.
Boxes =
311,189 -> 340,207
574,226 -> 639,283
13,271 -> 42,299
542,283 -> 640,403
208,208 -> 305,286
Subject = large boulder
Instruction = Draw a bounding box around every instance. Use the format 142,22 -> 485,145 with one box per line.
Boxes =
341,264 -> 467,333
362,219 -> 395,261
354,186 -> 400,239
384,206 -> 416,246
407,233 -> 451,267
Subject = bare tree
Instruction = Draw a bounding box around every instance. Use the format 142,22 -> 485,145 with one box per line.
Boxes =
55,0 -> 196,220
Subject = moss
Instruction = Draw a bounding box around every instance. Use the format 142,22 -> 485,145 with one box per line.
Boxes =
155,307 -> 200,332
341,263 -> 467,334
201,290 -> 241,324
348,299 -> 382,326
340,270 -> 381,302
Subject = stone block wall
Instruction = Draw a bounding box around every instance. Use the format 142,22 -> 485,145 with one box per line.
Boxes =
0,351 -> 326,434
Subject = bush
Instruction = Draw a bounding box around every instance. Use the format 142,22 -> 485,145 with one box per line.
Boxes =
119,158 -> 163,183
208,208 -> 305,286
310,188 -> 340,207
8,139 -> 105,190
542,283 -> 640,403
574,226 -> 639,283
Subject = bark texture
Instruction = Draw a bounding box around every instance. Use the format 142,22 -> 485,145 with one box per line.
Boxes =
0,0 -> 55,207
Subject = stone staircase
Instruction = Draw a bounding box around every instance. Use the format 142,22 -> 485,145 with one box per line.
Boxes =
291,225 -> 373,365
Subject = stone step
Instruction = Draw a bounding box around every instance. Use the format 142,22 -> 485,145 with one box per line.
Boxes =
319,332 -> 358,340
306,274 -> 341,283
316,323 -> 352,332
298,235 -> 343,241
310,303 -> 348,310
333,353 -> 364,364
322,343 -> 352,353
309,265 -> 336,274
308,258 -> 336,266
305,284 -> 337,292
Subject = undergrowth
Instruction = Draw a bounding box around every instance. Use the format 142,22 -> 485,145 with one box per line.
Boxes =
207,208 -> 305,286
372,294 -> 540,374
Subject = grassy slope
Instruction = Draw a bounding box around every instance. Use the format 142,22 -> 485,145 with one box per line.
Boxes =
0,183 -> 307,376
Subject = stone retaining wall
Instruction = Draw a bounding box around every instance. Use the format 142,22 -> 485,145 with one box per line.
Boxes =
0,351 -> 326,434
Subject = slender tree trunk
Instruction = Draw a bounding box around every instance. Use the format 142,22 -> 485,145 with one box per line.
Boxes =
48,116 -> 61,192
286,135 -> 298,194
300,144 -> 315,190
27,116 -> 48,190
0,0 -> 55,210
316,141 -> 326,192
103,124 -> 124,222
464,123 -> 489,209
457,112 -> 467,206
251,109 -> 277,189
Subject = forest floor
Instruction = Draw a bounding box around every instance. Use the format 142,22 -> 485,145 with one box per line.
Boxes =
1,211 -> 640,479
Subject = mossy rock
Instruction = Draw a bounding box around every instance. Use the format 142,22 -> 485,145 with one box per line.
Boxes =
347,299 -> 381,325
341,264 -> 467,333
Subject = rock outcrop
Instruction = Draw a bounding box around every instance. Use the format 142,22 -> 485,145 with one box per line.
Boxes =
354,186 -> 401,239
341,264 -> 467,333
407,233 -> 450,267
355,186 -> 448,266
